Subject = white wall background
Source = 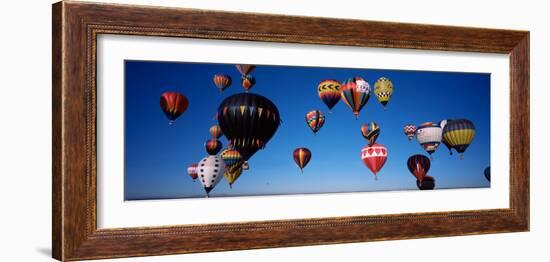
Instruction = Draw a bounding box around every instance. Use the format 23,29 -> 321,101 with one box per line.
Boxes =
0,0 -> 546,261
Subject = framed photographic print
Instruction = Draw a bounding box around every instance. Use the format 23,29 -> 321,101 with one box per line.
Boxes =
52,1 -> 529,261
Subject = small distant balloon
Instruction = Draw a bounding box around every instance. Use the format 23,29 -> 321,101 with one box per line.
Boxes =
187,163 -> 198,182
403,124 -> 417,141
236,64 -> 255,75
213,74 -> 232,93
317,80 -> 341,112
293,147 -> 312,173
305,110 -> 325,135
205,139 -> 222,155
361,122 -> 380,145
160,91 -> 189,125
209,125 -> 223,139
241,75 -> 256,92
373,77 -> 393,110
361,143 -> 388,179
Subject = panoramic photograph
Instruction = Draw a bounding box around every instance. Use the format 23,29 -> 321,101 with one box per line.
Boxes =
124,61 -> 490,200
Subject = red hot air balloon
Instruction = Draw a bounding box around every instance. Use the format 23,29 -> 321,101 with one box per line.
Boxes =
205,139 -> 222,155
361,143 -> 388,179
187,163 -> 198,181
403,124 -> 417,141
160,91 -> 189,125
305,110 -> 325,135
213,74 -> 232,93
209,125 -> 223,139
416,176 -> 435,190
241,75 -> 256,92
407,154 -> 431,182
236,64 -> 256,76
340,76 -> 371,119
293,147 -> 312,173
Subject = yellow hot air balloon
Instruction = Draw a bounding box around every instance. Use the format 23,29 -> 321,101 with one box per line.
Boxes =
224,165 -> 243,188
374,77 -> 393,110
442,119 -> 476,159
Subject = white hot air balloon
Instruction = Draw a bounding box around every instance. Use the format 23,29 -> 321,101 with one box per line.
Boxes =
416,122 -> 442,157
197,155 -> 226,197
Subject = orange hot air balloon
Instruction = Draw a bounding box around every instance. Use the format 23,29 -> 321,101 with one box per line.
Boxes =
209,125 -> 223,139
236,64 -> 256,75
160,91 -> 189,125
293,147 -> 312,173
213,74 -> 232,93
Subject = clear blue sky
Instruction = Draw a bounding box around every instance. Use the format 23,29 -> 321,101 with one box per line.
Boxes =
124,60 -> 490,200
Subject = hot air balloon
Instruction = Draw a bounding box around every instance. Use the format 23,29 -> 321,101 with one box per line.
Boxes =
305,110 -> 325,135
317,80 -> 341,112
217,93 -> 281,161
293,147 -> 312,173
442,119 -> 476,159
374,77 -> 393,110
361,143 -> 388,179
439,120 -> 453,155
484,166 -> 491,182
361,122 -> 380,145
242,161 -> 250,170
236,64 -> 255,75
205,139 -> 222,155
197,155 -> 226,197
221,148 -> 244,188
209,125 -> 223,139
407,154 -> 431,182
213,74 -> 232,93
160,91 -> 189,125
340,76 -> 371,119
416,122 -> 443,157
403,124 -> 417,141
241,75 -> 256,92
187,163 -> 198,182
416,176 -> 435,190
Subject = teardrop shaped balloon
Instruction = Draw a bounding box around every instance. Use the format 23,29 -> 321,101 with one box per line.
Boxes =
236,64 -> 255,75
293,147 -> 312,173
160,91 -> 189,125
374,77 -> 393,110
403,124 -> 417,141
484,166 -> 491,182
416,122 -> 442,156
213,74 -> 232,93
217,93 -> 281,161
416,176 -> 435,190
361,122 -> 380,145
209,125 -> 223,139
187,163 -> 198,181
305,110 -> 325,135
340,77 -> 370,119
407,154 -> 431,182
197,155 -> 225,197
317,80 -> 341,112
361,143 -> 388,179
442,119 -> 476,159
224,165 -> 243,188
221,148 -> 244,187
241,75 -> 256,92
205,139 -> 222,155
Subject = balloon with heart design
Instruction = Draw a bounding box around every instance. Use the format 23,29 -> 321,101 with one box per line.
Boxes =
361,143 -> 388,179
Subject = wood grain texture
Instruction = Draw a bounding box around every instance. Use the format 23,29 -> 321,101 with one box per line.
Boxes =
52,1 -> 530,261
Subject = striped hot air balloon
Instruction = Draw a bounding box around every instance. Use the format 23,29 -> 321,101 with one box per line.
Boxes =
416,122 -> 442,156
187,163 -> 198,182
407,154 -> 431,182
209,125 -> 223,139
160,91 -> 189,125
212,74 -> 232,93
442,119 -> 476,159
374,77 -> 393,110
293,147 -> 312,173
305,110 -> 325,135
221,148 -> 244,188
403,124 -> 417,141
361,122 -> 380,145
235,64 -> 255,75
340,76 -> 370,119
361,143 -> 387,180
317,80 -> 341,112
241,75 -> 256,92
205,139 -> 222,155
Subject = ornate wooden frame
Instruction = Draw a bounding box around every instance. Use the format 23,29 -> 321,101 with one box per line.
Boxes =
52,1 -> 529,261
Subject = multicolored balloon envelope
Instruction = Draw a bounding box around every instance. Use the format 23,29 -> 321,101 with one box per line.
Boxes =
317,80 -> 341,112
305,110 -> 325,135
241,75 -> 256,92
403,124 -> 417,141
160,91 -> 189,125
361,122 -> 380,145
374,77 -> 393,110
217,93 -> 281,161
197,155 -> 226,197
416,176 -> 435,190
407,154 -> 431,182
209,125 -> 223,139
416,122 -> 443,156
340,76 -> 371,119
361,143 -> 388,179
205,139 -> 222,155
187,163 -> 198,181
442,119 -> 476,159
235,64 -> 255,75
221,148 -> 244,188
293,147 -> 312,173
213,74 -> 232,93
